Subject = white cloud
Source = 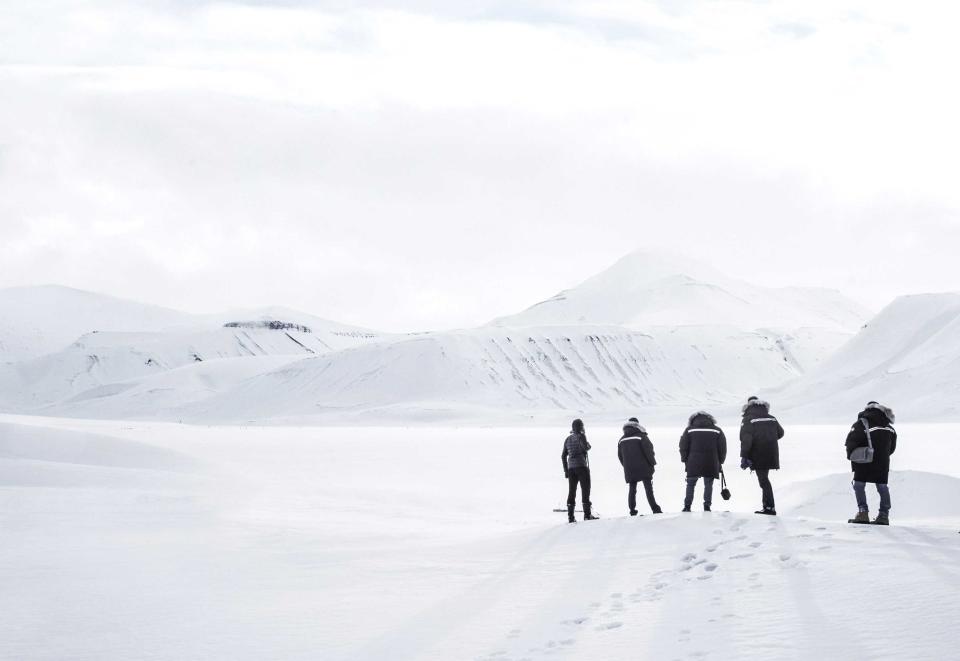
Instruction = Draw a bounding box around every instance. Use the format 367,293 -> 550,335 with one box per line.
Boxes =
1,1 -> 959,331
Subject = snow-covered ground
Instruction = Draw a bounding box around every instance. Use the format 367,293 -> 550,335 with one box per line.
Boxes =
2,415 -> 958,660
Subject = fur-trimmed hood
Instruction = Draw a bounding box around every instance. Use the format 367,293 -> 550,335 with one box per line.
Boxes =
742,398 -> 770,415
863,402 -> 895,424
622,420 -> 647,434
688,410 -> 716,426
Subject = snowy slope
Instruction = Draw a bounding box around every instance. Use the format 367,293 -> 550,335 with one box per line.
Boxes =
0,285 -> 193,363
777,293 -> 960,420
492,251 -> 870,332
178,325 -> 808,423
0,325 -> 383,413
2,417 -> 958,660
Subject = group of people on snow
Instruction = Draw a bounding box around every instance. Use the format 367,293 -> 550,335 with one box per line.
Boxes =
561,398 -> 897,525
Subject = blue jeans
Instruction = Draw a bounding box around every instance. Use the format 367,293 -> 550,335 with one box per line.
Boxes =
853,480 -> 890,514
684,476 -> 714,510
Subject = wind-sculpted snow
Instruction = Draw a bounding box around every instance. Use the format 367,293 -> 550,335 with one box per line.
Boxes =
777,293 -> 960,420
2,418 -> 959,660
183,326 -> 809,423
0,326 -> 383,414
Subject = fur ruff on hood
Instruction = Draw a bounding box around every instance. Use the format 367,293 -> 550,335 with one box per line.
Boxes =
622,420 -> 647,434
688,410 -> 716,426
742,399 -> 770,414
866,402 -> 895,423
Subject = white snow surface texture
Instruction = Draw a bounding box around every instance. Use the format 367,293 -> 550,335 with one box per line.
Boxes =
1,416 -> 958,661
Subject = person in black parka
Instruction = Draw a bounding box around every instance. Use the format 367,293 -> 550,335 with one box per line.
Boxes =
617,417 -> 662,516
562,418 -> 597,523
679,411 -> 727,512
739,396 -> 785,516
845,401 -> 897,525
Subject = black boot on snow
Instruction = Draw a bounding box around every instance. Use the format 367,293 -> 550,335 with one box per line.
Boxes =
703,504 -> 711,512
630,510 -> 638,516
755,508 -> 777,516
568,506 -> 576,524
652,506 -> 663,514
682,506 -> 691,512
848,511 -> 870,524
873,513 -> 890,526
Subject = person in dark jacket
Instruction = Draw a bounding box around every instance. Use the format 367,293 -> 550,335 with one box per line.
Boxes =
679,411 -> 727,512
562,419 -> 597,522
845,401 -> 897,525
617,417 -> 662,516
739,396 -> 785,516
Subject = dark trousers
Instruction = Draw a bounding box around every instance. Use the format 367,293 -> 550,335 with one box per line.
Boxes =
684,476 -> 714,510
567,467 -> 592,514
628,479 -> 660,513
854,480 -> 891,514
756,468 -> 775,510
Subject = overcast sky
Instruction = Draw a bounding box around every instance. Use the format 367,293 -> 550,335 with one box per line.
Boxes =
2,1 -> 959,332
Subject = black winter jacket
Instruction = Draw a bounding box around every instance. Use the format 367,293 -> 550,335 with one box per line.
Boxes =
562,431 -> 591,472
618,422 -> 656,482
679,412 -> 727,478
739,400 -> 784,471
845,404 -> 897,483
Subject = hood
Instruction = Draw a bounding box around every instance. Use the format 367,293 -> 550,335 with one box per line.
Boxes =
688,410 -> 716,426
862,402 -> 895,424
623,420 -> 647,434
742,399 -> 770,415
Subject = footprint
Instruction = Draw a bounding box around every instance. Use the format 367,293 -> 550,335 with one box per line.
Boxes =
706,545 -> 718,552
681,553 -> 698,562
749,541 -> 763,548
704,563 -> 718,572
599,621 -> 623,630
817,545 -> 832,551
779,553 -> 792,562
730,553 -> 753,559
697,574 -> 713,580
563,617 -> 588,626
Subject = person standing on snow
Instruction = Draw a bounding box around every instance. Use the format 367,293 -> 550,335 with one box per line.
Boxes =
679,411 -> 727,512
739,396 -> 785,516
618,417 -> 663,516
846,401 -> 897,525
562,418 -> 597,523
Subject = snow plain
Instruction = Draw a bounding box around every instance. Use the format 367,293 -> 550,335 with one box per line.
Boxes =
2,415 -> 959,661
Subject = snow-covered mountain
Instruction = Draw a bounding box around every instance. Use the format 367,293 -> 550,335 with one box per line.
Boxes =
0,285 -> 390,415
491,251 -> 870,332
0,254 -> 879,422
776,293 -> 960,421
164,324 -> 816,424
0,285 -> 193,363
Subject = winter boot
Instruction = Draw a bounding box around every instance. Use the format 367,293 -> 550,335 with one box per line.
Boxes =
682,506 -> 691,512
873,513 -> 890,526
567,505 -> 576,524
849,511 -> 870,524
755,508 -> 777,516
703,504 -> 711,512
630,510 -> 638,516
583,504 -> 599,521
652,506 -> 663,514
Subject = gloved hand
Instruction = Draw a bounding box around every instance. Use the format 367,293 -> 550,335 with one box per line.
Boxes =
740,457 -> 752,470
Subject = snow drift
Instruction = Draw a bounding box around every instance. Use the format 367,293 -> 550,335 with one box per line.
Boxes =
777,293 -> 960,420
